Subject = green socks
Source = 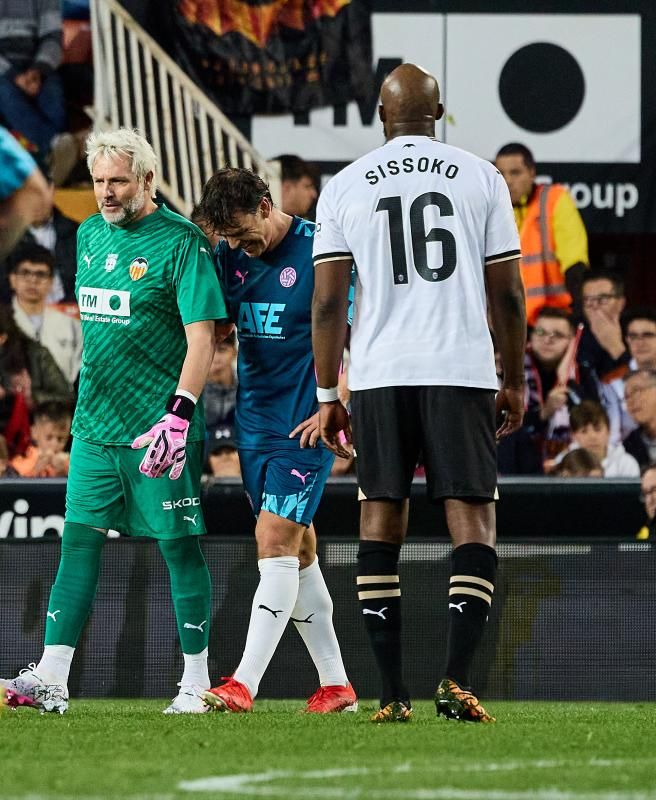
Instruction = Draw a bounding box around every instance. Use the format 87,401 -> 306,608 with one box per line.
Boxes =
45,522 -> 106,647
158,536 -> 211,654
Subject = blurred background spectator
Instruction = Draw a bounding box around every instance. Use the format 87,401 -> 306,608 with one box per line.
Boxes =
574,271 -> 632,445
622,370 -> 656,469
204,330 -> 237,444
0,179 -> 78,303
206,429 -> 241,479
8,242 -> 81,383
0,125 -> 50,259
637,463 -> 656,540
0,0 -> 67,172
552,448 -> 603,478
10,398 -> 71,477
0,432 -> 18,476
495,142 -> 588,324
498,307 -> 583,474
623,307 -> 656,372
0,304 -> 73,412
275,154 -> 319,219
552,400 -> 639,478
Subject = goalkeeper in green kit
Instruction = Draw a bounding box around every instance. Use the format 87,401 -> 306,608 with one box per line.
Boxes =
1,128 -> 230,714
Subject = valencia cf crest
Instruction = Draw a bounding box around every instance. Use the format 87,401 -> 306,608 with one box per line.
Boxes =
129,257 -> 149,281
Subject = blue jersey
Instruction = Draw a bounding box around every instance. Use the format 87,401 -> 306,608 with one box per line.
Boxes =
215,217 -> 319,450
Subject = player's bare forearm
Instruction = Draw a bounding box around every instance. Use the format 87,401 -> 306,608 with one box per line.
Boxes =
178,319 -> 216,398
312,259 -> 352,388
486,258 -> 526,388
0,167 -> 50,259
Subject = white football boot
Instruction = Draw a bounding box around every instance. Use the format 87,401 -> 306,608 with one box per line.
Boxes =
162,683 -> 209,714
1,663 -> 68,713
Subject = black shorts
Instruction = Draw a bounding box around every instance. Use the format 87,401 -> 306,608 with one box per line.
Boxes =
350,385 -> 497,502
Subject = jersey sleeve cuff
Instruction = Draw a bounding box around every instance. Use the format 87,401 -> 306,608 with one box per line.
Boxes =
485,249 -> 521,265
313,251 -> 353,266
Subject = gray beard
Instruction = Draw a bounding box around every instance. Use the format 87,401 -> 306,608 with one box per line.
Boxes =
100,186 -> 146,226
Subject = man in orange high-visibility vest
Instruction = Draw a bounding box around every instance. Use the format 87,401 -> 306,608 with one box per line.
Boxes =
495,143 -> 588,326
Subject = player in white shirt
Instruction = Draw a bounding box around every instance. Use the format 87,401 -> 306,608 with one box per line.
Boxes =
311,64 -> 526,723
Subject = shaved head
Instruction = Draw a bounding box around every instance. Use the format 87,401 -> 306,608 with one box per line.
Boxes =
379,63 -> 444,140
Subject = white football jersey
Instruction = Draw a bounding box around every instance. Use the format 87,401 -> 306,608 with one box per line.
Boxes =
313,135 -> 520,391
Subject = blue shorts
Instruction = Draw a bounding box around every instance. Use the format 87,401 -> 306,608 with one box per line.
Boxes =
239,445 -> 334,527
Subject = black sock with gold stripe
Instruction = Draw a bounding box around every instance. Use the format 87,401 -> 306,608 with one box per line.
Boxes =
444,542 -> 497,688
357,540 -> 409,707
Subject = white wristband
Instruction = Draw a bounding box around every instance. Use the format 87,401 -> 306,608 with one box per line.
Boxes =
316,386 -> 339,403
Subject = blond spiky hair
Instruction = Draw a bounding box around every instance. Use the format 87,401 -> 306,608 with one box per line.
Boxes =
86,128 -> 159,194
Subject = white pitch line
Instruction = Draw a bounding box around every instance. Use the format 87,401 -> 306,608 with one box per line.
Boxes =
179,762 -> 656,799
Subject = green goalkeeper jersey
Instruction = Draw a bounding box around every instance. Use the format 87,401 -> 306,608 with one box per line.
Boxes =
73,204 -> 227,445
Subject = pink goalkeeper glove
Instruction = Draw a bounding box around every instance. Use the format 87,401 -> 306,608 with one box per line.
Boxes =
131,412 -> 190,479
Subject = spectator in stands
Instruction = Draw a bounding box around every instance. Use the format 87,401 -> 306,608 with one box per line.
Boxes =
0,433 -> 19,476
206,428 -> 241,479
0,125 -> 50,258
0,0 -> 67,170
0,179 -> 78,303
552,448 -> 603,478
594,306 -> 656,446
204,330 -> 237,444
275,155 -> 318,218
636,463 -> 656,540
495,143 -> 588,325
8,242 -> 81,382
553,399 -> 639,478
0,304 -> 73,410
622,370 -> 656,468
623,307 -> 656,371
497,307 -> 582,475
577,271 -> 633,446
10,399 -> 71,477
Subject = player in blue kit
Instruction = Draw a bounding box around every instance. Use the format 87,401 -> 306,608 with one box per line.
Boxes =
193,168 -> 356,713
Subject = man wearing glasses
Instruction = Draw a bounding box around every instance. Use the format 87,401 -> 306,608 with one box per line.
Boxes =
577,271 -> 641,445
8,241 -> 81,383
622,371 -> 656,469
498,307 -> 582,474
624,308 -> 656,372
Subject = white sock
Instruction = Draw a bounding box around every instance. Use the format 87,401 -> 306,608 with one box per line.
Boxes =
181,647 -> 210,689
233,556 -> 300,698
292,557 -> 348,687
36,645 -> 75,685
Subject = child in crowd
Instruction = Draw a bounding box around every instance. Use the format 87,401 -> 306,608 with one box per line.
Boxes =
10,401 -> 71,477
554,400 -> 640,478
553,448 -> 603,478
205,427 -> 241,479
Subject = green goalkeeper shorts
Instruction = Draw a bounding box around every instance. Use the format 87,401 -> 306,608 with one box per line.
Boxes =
65,437 -> 206,539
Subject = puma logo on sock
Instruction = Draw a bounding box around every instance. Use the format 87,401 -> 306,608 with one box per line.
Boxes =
258,605 -> 283,618
290,613 -> 314,624
47,610 -> 61,622
449,601 -> 467,613
363,607 -> 388,620
183,620 -> 207,632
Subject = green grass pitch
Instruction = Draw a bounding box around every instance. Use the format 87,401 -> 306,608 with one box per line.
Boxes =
2,700 -> 655,800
